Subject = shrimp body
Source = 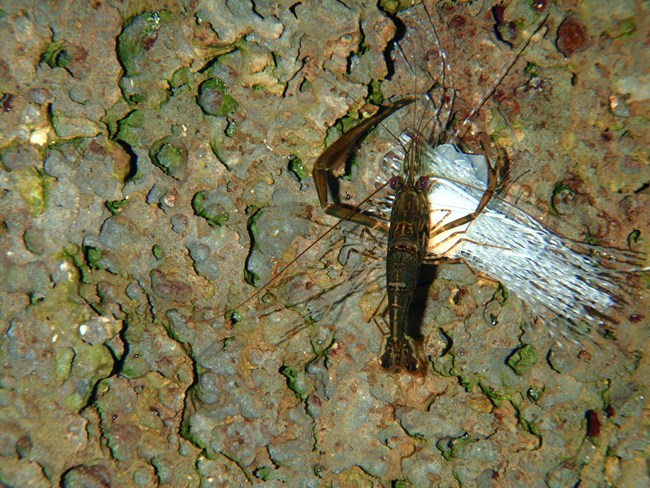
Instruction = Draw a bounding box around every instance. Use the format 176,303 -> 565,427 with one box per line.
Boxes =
382,139 -> 431,371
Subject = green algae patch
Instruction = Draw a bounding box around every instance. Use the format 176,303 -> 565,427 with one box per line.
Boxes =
192,190 -> 229,227
325,111 -> 363,147
85,246 -> 104,270
117,11 -> 170,77
115,110 -> 144,148
197,77 -> 239,117
253,466 -> 271,481
288,156 -> 307,182
106,198 -> 129,214
14,167 -> 51,216
152,244 -> 164,259
478,380 -> 512,408
149,136 -> 188,180
41,40 -> 72,69
102,98 -> 132,139
367,79 -> 384,105
279,365 -> 308,401
378,0 -> 416,15
506,344 -> 538,376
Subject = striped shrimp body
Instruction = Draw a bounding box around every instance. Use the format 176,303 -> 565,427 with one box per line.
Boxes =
382,139 -> 432,371
315,117 -> 498,372
312,99 -> 432,371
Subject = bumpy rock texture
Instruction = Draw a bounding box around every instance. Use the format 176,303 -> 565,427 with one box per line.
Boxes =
0,0 -> 648,486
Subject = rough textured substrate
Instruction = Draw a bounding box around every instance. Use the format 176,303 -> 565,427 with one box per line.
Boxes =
0,0 -> 648,486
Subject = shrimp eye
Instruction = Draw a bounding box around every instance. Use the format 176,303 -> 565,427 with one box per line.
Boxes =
418,176 -> 429,191
389,176 -> 401,190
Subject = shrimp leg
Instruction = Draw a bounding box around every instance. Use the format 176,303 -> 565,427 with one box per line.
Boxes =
313,97 -> 415,232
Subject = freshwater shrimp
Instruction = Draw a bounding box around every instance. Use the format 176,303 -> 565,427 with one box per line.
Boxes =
310,1 -> 542,371
314,113 -> 498,371
232,1 -> 645,371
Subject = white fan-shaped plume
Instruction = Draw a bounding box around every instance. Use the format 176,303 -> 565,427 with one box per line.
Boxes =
380,132 -> 641,328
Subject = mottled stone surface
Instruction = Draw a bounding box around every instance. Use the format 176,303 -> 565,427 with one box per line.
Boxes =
0,0 -> 648,486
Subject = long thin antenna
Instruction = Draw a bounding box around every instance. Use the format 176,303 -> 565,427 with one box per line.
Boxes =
421,0 -> 456,147
229,181 -> 390,315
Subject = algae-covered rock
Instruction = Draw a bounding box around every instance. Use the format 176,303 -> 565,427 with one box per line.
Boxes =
197,78 -> 238,117
149,136 -> 188,180
506,344 -> 538,375
0,0 -> 647,485
117,12 -> 167,78
192,189 -> 229,227
61,464 -> 112,488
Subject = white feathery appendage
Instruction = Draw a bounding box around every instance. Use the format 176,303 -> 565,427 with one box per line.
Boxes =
385,133 -> 642,328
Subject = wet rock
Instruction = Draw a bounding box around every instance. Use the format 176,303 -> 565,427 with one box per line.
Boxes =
61,464 -> 111,488
188,242 -> 210,263
165,309 -> 196,344
195,0 -> 283,46
104,422 -> 141,462
557,16 -> 588,57
145,183 -> 168,206
0,457 -> 50,487
0,0 -> 646,485
149,136 -> 188,180
195,456 -> 249,486
23,226 -> 50,255
245,198 -> 311,285
150,269 -> 192,303
125,282 -> 145,301
78,316 -> 123,345
209,416 -> 265,467
51,113 -> 101,139
1,144 -> 41,171
96,281 -> 119,305
2,261 -> 50,294
27,88 -> 53,105
197,78 -> 238,117
11,166 -> 49,216
42,147 -> 70,178
240,177 -> 275,208
187,242 -> 219,280
132,466 -> 158,486
14,434 -> 32,458
193,337 -> 242,375
551,182 -> 577,215
98,215 -> 139,251
193,260 -> 219,281
170,214 -> 189,233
